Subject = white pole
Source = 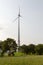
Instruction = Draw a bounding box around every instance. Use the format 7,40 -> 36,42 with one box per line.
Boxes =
18,8 -> 20,51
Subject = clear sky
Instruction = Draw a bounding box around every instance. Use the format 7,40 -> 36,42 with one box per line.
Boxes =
0,0 -> 43,45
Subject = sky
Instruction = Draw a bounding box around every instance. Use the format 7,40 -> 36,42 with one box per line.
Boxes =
0,0 -> 43,45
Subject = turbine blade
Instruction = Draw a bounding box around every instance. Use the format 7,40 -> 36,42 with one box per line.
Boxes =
12,17 -> 18,22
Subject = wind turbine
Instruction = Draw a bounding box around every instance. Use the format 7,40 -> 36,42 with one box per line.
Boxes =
14,8 -> 21,52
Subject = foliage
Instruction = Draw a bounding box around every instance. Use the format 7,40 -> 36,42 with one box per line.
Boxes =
20,44 -> 43,55
0,38 -> 17,56
36,44 -> 43,55
20,45 -> 29,54
0,38 -> 43,56
28,44 -> 35,54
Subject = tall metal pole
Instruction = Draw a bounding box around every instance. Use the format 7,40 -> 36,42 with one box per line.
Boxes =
18,8 -> 20,51
13,8 -> 21,52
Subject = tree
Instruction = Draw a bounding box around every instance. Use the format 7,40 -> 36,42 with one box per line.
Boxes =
6,38 -> 17,56
7,38 -> 17,51
0,41 -> 3,49
20,45 -> 29,54
28,44 -> 35,54
0,40 -> 10,56
20,44 -> 36,55
36,44 -> 43,55
0,38 -> 17,56
0,41 -> 3,56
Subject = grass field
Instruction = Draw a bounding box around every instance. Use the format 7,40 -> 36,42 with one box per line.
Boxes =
0,55 -> 43,65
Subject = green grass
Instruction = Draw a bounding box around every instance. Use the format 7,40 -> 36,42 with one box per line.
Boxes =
0,55 -> 43,65
15,52 -> 25,56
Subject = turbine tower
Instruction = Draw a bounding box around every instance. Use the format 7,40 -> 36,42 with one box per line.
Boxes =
18,8 -> 20,47
14,8 -> 21,52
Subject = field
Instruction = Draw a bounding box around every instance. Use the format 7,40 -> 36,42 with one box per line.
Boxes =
0,55 -> 43,65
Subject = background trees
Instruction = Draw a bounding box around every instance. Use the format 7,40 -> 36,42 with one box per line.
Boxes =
20,44 -> 36,54
0,38 -> 43,56
36,44 -> 43,55
19,44 -> 43,55
28,44 -> 35,54
20,45 -> 29,54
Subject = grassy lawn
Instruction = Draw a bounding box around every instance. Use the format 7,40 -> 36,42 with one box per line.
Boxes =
0,55 -> 43,65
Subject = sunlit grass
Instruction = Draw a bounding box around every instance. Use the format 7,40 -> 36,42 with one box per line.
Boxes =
0,55 -> 43,65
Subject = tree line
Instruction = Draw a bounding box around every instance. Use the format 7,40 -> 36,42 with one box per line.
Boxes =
19,44 -> 43,55
0,38 -> 43,56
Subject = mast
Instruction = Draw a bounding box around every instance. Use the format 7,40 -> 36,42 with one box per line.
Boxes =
18,8 -> 20,51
